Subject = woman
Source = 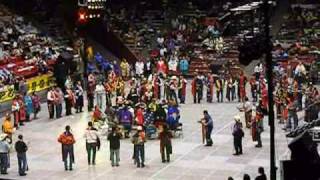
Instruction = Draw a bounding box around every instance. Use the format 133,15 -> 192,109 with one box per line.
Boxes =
159,125 -> 173,163
58,125 -> 75,171
23,93 -> 33,122
2,113 -> 14,141
31,92 -> 41,119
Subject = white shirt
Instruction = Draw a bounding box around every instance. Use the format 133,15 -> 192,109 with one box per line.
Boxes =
160,47 -> 167,57
168,59 -> 178,71
157,37 -> 164,45
84,129 -> 99,143
95,84 -> 105,95
135,61 -> 144,75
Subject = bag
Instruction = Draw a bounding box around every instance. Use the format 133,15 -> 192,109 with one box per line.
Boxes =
240,129 -> 245,138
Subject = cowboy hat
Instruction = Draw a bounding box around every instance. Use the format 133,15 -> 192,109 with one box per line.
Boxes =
137,126 -> 143,131
234,115 -> 241,122
0,134 -> 8,141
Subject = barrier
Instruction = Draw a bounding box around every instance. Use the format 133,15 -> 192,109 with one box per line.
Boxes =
0,73 -> 55,103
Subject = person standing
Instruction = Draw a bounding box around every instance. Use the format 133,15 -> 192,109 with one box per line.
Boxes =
255,105 -> 264,148
87,73 -> 96,112
243,97 -> 252,128
255,167 -> 267,180
132,126 -> 146,168
58,125 -> 75,171
31,92 -> 41,119
239,72 -> 247,103
232,116 -> 244,155
159,125 -> 173,163
12,95 -> 21,128
75,81 -> 84,113
215,75 -> 224,103
206,73 -> 214,103
14,135 -> 28,176
191,73 -> 204,104
107,127 -> 121,167
55,87 -> 64,119
23,93 -> 33,122
95,82 -> 105,109
178,75 -> 187,104
202,110 -> 213,146
84,122 -> 100,165
0,134 -> 10,174
285,94 -> 299,131
47,88 -> 56,119
64,87 -> 75,116
2,113 -> 13,141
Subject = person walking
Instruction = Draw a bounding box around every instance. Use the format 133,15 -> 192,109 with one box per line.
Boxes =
65,87 -> 75,116
107,127 -> 121,167
15,135 -> 28,176
58,125 -> 75,171
159,124 -> 173,163
201,110 -> 214,146
47,87 -> 56,119
255,167 -> 267,180
0,134 -> 10,174
232,116 -> 244,155
132,126 -> 146,168
84,122 -> 100,165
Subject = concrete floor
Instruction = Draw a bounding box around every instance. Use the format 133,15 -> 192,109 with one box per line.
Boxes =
0,83 -> 292,180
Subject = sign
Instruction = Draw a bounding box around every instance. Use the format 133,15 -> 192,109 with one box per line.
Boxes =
27,73 -> 56,93
0,73 -> 55,103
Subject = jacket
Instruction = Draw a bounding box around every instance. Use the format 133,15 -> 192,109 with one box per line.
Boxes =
2,120 -> 13,134
107,132 -> 121,150
15,140 -> 28,153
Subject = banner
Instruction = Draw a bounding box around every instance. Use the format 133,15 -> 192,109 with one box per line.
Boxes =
0,73 -> 55,103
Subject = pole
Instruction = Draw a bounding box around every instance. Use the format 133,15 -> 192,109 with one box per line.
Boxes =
263,0 -> 277,179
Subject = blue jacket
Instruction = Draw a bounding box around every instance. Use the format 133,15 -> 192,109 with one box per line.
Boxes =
24,95 -> 33,115
179,59 -> 189,71
118,108 -> 133,124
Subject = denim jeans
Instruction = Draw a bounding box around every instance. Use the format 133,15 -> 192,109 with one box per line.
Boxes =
56,103 -> 62,118
0,153 -> 8,174
17,153 -> 27,175
110,149 -> 120,166
86,143 -> 97,165
286,111 -> 298,131
135,144 -> 145,167
96,94 -> 103,109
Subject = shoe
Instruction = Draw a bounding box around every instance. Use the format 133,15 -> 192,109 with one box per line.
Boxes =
69,168 -> 73,171
239,152 -> 243,155
111,164 -> 115,167
137,164 -> 141,168
19,173 -> 27,176
233,153 -> 239,156
205,144 -> 212,146
92,162 -> 96,165
65,167 -> 68,171
255,145 -> 262,148
1,172 -> 8,175
166,160 -> 170,163
162,160 -> 166,163
116,164 -> 119,167
141,163 -> 145,168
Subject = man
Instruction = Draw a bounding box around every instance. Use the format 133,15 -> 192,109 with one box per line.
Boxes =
74,81 -> 84,113
191,73 -> 204,104
239,72 -> 247,102
2,113 -> 13,141
286,95 -> 299,131
84,122 -> 99,165
255,104 -> 264,148
120,105 -> 134,138
47,87 -> 56,119
87,73 -> 96,111
215,75 -> 224,102
132,126 -> 146,168
178,75 -> 187,104
107,127 -> 121,167
58,125 -> 75,171
15,135 -> 28,176
55,87 -> 64,119
232,116 -> 244,155
0,134 -> 10,174
64,87 -> 75,116
207,73 -> 214,103
159,125 -> 173,163
202,110 -> 213,146
243,97 -> 252,128
255,167 -> 267,180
